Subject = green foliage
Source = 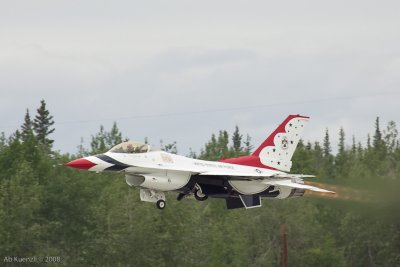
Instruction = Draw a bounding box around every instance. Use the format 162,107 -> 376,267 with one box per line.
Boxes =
160,140 -> 178,154
90,122 -> 123,154
199,126 -> 251,160
33,99 -> 55,150
0,106 -> 399,266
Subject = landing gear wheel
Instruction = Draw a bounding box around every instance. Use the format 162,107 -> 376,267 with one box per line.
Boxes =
156,199 -> 166,209
194,189 -> 208,201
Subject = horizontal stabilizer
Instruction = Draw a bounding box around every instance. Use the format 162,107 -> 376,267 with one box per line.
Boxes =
200,170 -> 274,178
262,180 -> 335,193
273,174 -> 316,179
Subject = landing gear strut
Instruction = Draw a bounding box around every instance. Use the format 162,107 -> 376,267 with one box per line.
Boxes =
176,193 -> 186,201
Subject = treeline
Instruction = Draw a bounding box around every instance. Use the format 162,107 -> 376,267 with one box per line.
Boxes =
0,101 -> 399,266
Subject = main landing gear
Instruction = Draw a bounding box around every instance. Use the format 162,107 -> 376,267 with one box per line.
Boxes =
176,184 -> 208,202
194,184 -> 208,201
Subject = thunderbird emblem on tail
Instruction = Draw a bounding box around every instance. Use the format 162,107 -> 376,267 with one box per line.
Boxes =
66,115 -> 334,210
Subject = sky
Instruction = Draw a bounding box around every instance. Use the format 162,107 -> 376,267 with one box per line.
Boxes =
1,0 -> 399,155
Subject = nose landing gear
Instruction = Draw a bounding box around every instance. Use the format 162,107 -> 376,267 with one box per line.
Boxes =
140,189 -> 166,209
156,199 -> 166,209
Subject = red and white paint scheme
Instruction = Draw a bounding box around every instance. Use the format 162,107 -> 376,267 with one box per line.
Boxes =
66,115 -> 334,209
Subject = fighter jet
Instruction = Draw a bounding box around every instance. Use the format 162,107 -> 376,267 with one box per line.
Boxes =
66,115 -> 334,209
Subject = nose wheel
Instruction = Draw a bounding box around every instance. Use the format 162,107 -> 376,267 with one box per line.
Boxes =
156,199 -> 166,209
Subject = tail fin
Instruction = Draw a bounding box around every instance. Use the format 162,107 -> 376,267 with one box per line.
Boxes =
221,115 -> 309,172
253,114 -> 309,172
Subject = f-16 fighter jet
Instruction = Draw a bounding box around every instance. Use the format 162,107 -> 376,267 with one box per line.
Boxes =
66,115 -> 334,209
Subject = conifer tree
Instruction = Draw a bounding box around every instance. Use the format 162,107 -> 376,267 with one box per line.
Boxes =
106,122 -> 123,148
373,117 -> 382,147
232,126 -> 242,153
338,127 -> 345,156
351,135 -> 357,155
323,128 -> 331,157
21,109 -> 34,141
244,134 -> 253,155
91,125 -> 107,154
217,130 -> 229,158
367,134 -> 371,150
383,120 -> 398,154
335,127 -> 347,177
321,128 -> 334,177
373,117 -> 386,158
0,132 -> 6,150
33,100 -> 55,149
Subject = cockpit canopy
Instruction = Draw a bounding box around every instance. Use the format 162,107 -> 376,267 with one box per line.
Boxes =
108,141 -> 151,154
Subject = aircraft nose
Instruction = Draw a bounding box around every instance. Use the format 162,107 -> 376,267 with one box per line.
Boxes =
66,158 -> 97,170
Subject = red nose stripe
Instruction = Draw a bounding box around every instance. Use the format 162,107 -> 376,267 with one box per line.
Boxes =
66,158 -> 97,170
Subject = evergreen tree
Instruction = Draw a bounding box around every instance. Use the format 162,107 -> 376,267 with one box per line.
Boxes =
373,117 -> 386,156
91,122 -> 124,154
33,100 -> 55,149
244,134 -> 253,155
232,126 -> 242,153
383,120 -> 398,154
106,122 -> 123,148
90,125 -> 107,154
0,132 -> 5,150
373,117 -> 382,148
21,109 -> 34,141
357,142 -> 363,158
160,140 -> 178,154
217,130 -> 229,159
323,128 -> 332,157
351,135 -> 357,155
335,127 -> 347,177
338,127 -> 345,156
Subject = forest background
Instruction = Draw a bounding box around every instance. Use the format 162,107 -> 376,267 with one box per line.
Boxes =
0,100 -> 399,266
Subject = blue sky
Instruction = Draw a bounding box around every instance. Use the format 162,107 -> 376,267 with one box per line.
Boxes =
1,0 -> 399,155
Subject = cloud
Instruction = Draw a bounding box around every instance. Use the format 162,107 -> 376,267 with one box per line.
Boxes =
0,0 -> 399,155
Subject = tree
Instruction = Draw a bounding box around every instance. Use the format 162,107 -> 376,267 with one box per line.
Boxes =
323,128 -> 332,158
244,134 -> 253,155
33,100 -> 55,149
384,120 -> 398,154
91,123 -> 124,154
232,126 -> 243,153
335,127 -> 347,178
90,125 -> 107,154
106,122 -> 123,148
0,132 -> 5,151
160,140 -> 178,154
21,109 -> 34,141
373,117 -> 386,157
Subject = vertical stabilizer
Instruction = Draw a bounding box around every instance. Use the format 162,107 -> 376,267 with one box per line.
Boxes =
220,115 -> 309,172
253,115 -> 309,172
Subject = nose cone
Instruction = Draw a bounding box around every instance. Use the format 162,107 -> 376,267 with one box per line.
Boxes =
66,158 -> 97,170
